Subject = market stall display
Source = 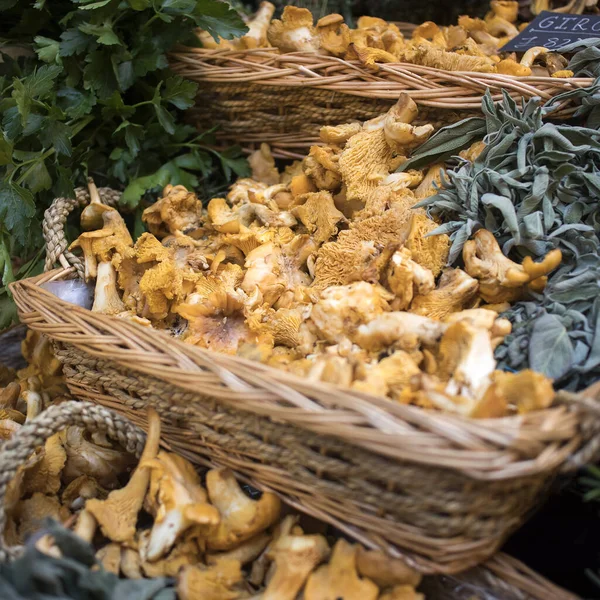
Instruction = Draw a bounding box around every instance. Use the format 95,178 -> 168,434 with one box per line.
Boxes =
0,388 -> 578,599
3,0 -> 600,594
11,95 -> 600,575
171,1 -> 594,156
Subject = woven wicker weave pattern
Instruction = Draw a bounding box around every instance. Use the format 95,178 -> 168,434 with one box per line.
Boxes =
9,188 -> 600,576
0,396 -> 578,600
11,265 -> 600,574
170,48 -> 594,155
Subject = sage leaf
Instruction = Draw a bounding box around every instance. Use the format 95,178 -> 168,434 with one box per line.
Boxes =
529,314 -> 574,380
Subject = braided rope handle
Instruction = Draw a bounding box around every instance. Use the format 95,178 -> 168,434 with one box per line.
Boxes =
43,183 -> 122,279
0,401 -> 146,562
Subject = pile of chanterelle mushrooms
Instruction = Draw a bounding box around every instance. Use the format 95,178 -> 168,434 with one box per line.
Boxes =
198,0 -> 579,76
71,93 -> 562,419
1,374 -> 425,600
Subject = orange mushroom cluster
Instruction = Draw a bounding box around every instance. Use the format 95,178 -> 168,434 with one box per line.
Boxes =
198,1 -> 574,77
73,95 -> 561,419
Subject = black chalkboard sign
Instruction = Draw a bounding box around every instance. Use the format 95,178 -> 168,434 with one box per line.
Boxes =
501,11 -> 600,52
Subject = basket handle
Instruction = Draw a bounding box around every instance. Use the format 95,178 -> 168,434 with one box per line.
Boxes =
0,401 -> 146,562
556,382 -> 600,474
43,181 -> 121,279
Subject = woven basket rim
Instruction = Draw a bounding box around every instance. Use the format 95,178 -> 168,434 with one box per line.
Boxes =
170,46 -> 594,110
11,267 -> 600,482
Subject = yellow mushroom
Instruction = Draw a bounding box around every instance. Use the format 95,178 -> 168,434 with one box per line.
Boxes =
463,229 -> 561,303
356,547 -> 422,588
177,558 -> 246,600
267,6 -> 320,53
85,408 -> 161,543
69,209 -> 133,281
142,451 -> 220,561
205,468 -> 281,551
262,530 -> 330,600
304,539 -> 379,600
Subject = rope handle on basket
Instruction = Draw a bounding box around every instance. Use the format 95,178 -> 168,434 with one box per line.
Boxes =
43,180 -> 122,279
0,401 -> 145,562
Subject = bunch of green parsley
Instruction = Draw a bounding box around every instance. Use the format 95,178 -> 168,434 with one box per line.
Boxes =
0,0 -> 249,328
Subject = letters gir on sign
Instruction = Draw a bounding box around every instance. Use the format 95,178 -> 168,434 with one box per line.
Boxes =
501,11 -> 600,52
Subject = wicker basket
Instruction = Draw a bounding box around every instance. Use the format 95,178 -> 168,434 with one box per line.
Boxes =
169,46 -> 594,158
0,400 -> 579,599
10,187 -> 600,575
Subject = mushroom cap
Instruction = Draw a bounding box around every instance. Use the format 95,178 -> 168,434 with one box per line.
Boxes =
85,409 -> 161,543
316,13 -> 344,29
22,433 -> 66,496
263,532 -> 330,600
310,281 -> 391,344
267,6 -> 320,53
410,268 -> 479,321
142,185 -> 204,238
249,143 -> 280,186
60,426 -> 135,488
293,191 -> 347,245
206,468 -> 281,550
304,539 -> 379,600
356,547 -> 422,588
177,558 -> 245,600
142,451 -> 220,560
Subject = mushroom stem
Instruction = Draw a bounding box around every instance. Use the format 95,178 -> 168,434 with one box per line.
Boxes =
23,390 -> 43,421
85,408 -> 161,543
81,179 -> 113,231
0,382 -> 21,409
73,509 -> 98,543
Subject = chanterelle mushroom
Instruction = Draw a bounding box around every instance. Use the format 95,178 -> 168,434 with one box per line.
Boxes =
354,311 -> 447,351
305,539 -> 379,600
86,408 -> 161,542
142,185 -> 204,238
267,6 -> 320,53
142,451 -> 220,560
22,432 -> 66,496
262,529 -> 330,600
80,180 -> 113,231
60,426 -> 135,488
69,208 -> 133,280
205,468 -> 281,550
310,282 -> 391,344
92,261 -> 127,315
436,320 -> 496,406
241,238 -> 315,309
385,248 -> 435,311
463,229 -> 562,303
356,547 -> 422,588
178,558 -> 246,600
242,1 -> 276,49
409,268 -> 479,320
292,191 -> 347,244
249,143 -> 280,186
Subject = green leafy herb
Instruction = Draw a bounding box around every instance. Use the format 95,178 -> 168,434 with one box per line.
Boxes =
0,519 -> 176,599
0,0 -> 249,327
416,90 -> 600,390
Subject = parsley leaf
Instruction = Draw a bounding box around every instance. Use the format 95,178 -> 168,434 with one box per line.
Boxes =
0,182 -> 36,248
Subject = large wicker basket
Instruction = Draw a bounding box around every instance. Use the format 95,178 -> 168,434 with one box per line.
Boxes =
169,46 -> 594,158
0,401 -> 579,599
10,187 -> 600,576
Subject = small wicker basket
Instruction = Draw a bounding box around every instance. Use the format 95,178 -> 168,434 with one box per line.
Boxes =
10,187 -> 600,575
169,46 -> 594,158
0,400 -> 579,599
